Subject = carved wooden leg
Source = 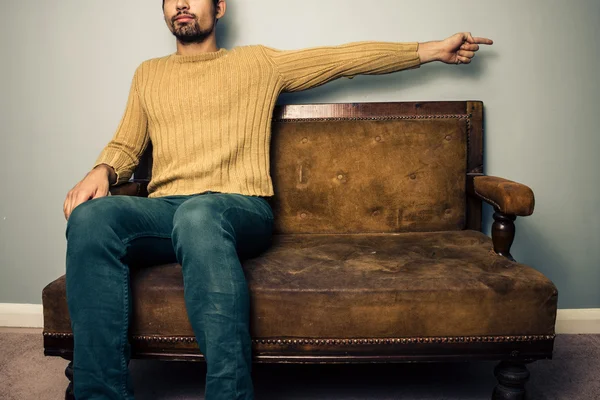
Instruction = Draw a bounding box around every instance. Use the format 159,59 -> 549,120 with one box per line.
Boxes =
65,361 -> 74,400
492,212 -> 516,261
492,361 -> 530,400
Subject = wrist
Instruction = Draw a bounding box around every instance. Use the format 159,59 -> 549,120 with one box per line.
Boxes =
94,164 -> 116,185
417,41 -> 442,64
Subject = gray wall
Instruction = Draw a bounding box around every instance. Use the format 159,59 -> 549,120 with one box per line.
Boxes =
1,0 -> 598,308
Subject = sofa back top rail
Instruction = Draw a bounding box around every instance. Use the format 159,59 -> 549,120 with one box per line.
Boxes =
134,101 -> 484,234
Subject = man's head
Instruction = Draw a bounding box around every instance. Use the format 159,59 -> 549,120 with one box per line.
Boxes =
163,0 -> 226,44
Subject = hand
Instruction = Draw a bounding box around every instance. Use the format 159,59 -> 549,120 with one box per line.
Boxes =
63,165 -> 112,220
439,32 -> 493,65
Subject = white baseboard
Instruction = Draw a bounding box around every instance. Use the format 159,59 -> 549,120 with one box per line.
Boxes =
0,304 -> 43,328
1,303 -> 599,334
555,309 -> 600,334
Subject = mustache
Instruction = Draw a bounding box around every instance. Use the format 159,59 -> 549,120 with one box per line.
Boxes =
172,12 -> 196,23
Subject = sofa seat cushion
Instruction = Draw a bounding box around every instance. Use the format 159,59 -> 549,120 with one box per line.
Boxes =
43,230 -> 557,340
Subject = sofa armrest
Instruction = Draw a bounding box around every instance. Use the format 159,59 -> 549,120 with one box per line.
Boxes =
473,176 -> 535,216
109,180 -> 149,197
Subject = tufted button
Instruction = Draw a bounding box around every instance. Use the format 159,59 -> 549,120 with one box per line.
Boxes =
302,138 -> 308,143
410,174 -> 417,180
375,136 -> 382,142
300,212 -> 307,219
337,174 -> 344,180
445,209 -> 452,214
445,135 -> 452,141
372,210 -> 380,216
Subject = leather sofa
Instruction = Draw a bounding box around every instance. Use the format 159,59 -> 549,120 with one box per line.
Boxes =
43,101 -> 557,399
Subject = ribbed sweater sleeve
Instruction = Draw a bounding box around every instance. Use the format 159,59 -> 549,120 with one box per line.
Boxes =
261,41 -> 421,92
93,64 -> 149,186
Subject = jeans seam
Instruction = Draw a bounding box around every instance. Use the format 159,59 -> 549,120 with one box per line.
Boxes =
221,205 -> 263,398
219,207 -> 241,397
118,232 -> 172,399
120,251 -> 129,399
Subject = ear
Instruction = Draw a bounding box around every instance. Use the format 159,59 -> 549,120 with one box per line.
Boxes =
216,0 -> 227,20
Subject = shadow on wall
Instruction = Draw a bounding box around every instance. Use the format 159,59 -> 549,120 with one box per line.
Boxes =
512,216 -> 568,308
216,2 -> 238,50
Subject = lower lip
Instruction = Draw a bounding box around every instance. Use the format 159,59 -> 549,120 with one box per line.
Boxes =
176,17 -> 193,22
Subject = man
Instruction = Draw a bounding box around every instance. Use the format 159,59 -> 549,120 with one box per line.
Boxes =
62,0 -> 492,398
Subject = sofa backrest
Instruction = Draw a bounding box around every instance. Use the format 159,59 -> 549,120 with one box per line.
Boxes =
268,101 -> 483,234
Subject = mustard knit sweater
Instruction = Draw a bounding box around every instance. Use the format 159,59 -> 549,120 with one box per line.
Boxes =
94,42 -> 421,198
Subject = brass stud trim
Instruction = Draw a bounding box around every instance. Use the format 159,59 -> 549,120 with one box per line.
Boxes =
43,332 -> 555,345
466,113 -> 474,172
272,114 -> 470,123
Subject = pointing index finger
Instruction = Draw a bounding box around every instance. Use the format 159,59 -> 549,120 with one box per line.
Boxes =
471,36 -> 493,45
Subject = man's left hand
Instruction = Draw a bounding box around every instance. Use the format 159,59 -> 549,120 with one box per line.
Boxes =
418,32 -> 493,65
439,32 -> 493,64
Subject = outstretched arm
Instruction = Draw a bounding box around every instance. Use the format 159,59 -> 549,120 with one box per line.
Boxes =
261,41 -> 421,92
261,32 -> 493,92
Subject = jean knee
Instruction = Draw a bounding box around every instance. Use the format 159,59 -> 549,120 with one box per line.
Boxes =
66,197 -> 125,242
172,197 -> 229,260
173,197 -> 224,234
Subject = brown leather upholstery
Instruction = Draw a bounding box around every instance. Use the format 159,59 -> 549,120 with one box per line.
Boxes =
109,182 -> 140,197
43,230 -> 557,340
473,176 -> 535,216
109,181 -> 149,197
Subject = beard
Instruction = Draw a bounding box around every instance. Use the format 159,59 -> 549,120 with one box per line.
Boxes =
171,18 -> 214,44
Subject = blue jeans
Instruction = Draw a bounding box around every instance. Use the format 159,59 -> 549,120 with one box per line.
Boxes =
65,191 -> 274,400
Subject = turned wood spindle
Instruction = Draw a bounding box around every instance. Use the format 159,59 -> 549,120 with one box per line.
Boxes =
492,211 -> 516,261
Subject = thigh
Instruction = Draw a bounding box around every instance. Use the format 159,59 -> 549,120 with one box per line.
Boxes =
174,193 -> 275,259
67,194 -> 191,266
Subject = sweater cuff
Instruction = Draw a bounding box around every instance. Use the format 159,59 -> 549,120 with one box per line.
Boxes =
93,149 -> 134,186
396,42 -> 421,70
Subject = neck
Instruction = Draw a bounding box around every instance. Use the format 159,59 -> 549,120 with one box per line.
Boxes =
176,36 -> 219,56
